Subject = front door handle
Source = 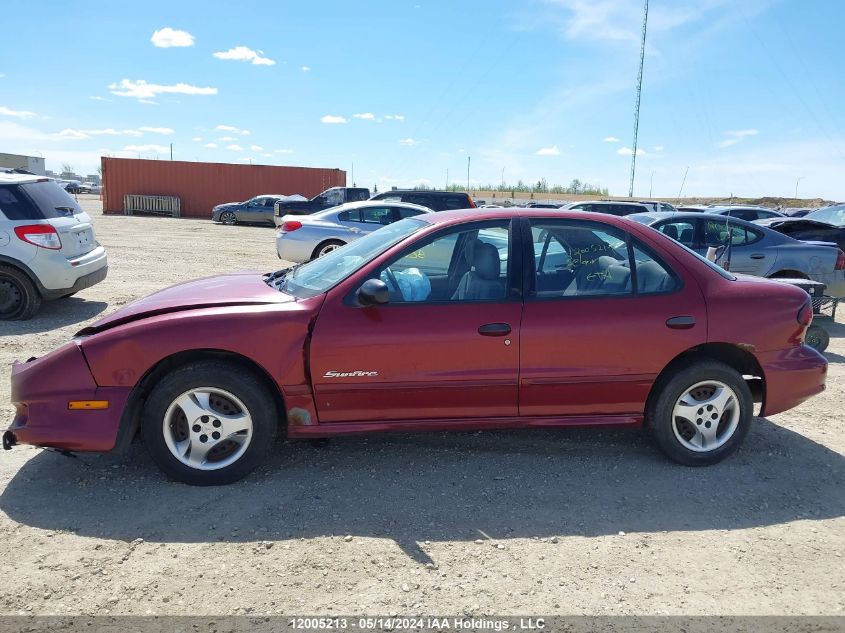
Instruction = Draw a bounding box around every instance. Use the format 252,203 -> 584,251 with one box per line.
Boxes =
749,254 -> 765,260
478,323 -> 511,336
666,316 -> 696,330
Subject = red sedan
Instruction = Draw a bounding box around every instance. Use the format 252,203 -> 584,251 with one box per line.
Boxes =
4,210 -> 827,485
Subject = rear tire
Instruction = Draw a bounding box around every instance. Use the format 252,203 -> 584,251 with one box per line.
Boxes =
141,360 -> 278,485
311,240 -> 345,259
0,265 -> 42,320
805,325 -> 829,352
647,360 -> 753,466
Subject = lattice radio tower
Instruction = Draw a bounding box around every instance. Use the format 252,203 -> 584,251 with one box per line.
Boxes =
628,0 -> 649,198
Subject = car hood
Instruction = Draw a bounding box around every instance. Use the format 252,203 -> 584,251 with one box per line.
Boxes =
214,202 -> 242,209
77,272 -> 293,335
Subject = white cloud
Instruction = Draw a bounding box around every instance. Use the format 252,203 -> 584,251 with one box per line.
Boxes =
192,136 -> 202,142
89,96 -> 109,102
215,124 -> 250,135
212,46 -> 275,66
139,126 -> 174,135
123,144 -> 170,153
353,112 -> 376,120
250,144 -> 263,151
58,128 -> 146,139
226,144 -> 244,151
274,148 -> 294,154
301,65 -> 311,72
321,115 -> 348,124
204,142 -> 217,148
603,136 -> 620,142
139,99 -> 158,105
384,114 -> 405,121
399,138 -> 419,146
653,145 -> 664,151
536,144 -> 561,156
616,146 -> 645,156
109,79 -> 217,100
150,27 -> 195,48
262,153 -> 273,157
0,106 -> 37,119
717,128 -> 759,148
218,136 -> 235,141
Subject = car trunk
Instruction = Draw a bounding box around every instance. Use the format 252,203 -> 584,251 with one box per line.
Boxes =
50,212 -> 98,258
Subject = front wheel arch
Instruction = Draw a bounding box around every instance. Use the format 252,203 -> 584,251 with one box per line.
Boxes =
114,349 -> 287,453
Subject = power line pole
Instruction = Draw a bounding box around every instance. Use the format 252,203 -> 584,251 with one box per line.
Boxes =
170,143 -> 173,160
467,156 -> 471,191
628,0 -> 649,198
446,168 -> 449,189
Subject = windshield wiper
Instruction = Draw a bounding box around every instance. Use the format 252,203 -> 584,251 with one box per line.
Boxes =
55,206 -> 75,215
265,264 -> 302,290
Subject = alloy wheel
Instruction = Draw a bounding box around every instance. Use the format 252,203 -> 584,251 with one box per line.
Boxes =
671,380 -> 741,452
162,387 -> 253,471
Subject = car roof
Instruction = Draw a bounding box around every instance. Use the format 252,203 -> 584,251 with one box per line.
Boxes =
625,211 -> 768,226
319,200 -> 434,214
374,190 -> 469,196
0,172 -> 46,185
575,200 -> 648,206
417,207 -> 652,228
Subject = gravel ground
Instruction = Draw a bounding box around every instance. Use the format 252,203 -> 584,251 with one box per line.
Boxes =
0,197 -> 843,616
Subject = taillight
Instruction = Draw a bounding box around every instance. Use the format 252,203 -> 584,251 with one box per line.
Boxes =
835,249 -> 845,271
281,220 -> 302,232
797,299 -> 813,327
14,224 -> 62,250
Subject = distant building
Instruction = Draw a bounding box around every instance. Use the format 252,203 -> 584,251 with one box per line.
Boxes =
0,152 -> 46,175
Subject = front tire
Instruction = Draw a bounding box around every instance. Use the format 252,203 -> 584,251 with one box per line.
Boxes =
219,211 -> 238,226
805,325 -> 829,352
0,265 -> 42,320
141,360 -> 278,485
647,360 -> 753,466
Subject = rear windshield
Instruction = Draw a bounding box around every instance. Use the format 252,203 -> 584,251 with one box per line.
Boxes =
0,181 -> 81,220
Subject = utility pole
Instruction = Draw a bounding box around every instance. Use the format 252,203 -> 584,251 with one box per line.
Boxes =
676,166 -> 689,203
467,156 -> 471,191
446,168 -> 449,189
649,170 -> 654,198
628,0 -> 649,198
170,143 -> 173,160
501,166 -> 505,188
795,176 -> 804,199
351,161 -> 354,187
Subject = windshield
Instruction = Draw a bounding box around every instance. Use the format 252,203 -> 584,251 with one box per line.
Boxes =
272,218 -> 426,298
806,205 -> 845,227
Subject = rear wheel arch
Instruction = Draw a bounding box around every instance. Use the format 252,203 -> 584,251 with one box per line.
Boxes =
311,239 -> 346,260
768,269 -> 809,279
644,343 -> 765,430
114,349 -> 286,452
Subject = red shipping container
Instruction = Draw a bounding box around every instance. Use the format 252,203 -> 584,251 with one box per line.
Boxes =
102,157 -> 346,218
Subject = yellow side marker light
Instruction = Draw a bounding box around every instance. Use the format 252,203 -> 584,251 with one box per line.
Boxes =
68,401 -> 109,410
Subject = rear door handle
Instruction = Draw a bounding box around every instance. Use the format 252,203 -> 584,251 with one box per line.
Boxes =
478,323 -> 511,336
666,316 -> 696,330
750,254 -> 765,260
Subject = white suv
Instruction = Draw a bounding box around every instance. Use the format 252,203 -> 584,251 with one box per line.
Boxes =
0,173 -> 108,319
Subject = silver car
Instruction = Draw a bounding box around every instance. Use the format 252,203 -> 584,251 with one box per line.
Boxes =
0,173 -> 108,319
628,212 -> 845,297
275,201 -> 432,262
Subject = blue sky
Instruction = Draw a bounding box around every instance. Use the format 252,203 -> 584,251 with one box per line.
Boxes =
1,0 -> 843,199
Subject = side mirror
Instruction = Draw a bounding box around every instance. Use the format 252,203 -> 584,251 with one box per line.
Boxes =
357,279 -> 389,306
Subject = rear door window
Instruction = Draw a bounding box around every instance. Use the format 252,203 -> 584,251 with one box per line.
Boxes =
359,207 -> 393,225
0,182 -> 79,220
656,220 -> 697,247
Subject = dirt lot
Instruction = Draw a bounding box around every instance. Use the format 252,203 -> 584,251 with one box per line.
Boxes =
0,197 -> 843,616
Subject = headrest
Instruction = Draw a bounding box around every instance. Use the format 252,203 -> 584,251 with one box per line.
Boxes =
473,242 -> 500,281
